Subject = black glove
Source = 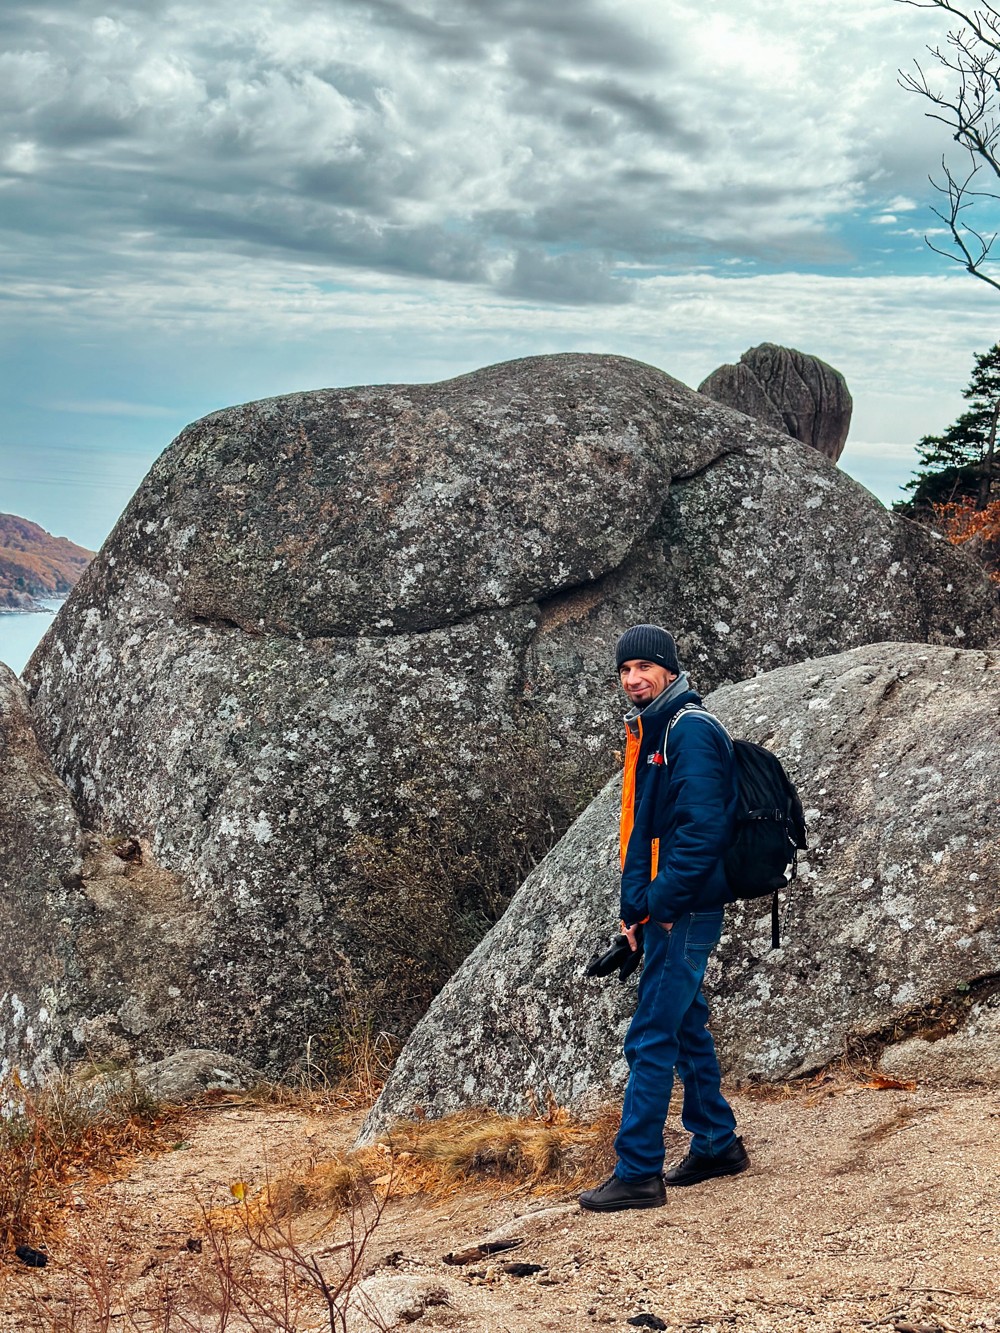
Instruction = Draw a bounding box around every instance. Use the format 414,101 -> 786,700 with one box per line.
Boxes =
585,925 -> 644,982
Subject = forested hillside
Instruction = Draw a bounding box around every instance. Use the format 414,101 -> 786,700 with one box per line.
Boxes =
0,513 -> 93,609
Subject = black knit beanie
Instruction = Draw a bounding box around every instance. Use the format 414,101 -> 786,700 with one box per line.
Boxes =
614,624 -> 680,675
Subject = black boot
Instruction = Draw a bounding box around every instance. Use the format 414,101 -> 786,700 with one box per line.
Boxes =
579,1173 -> 665,1212
663,1136 -> 749,1187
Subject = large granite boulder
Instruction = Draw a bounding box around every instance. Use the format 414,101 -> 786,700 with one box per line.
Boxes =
699,343 -> 853,462
362,642 -> 1000,1135
19,354 -> 1000,1075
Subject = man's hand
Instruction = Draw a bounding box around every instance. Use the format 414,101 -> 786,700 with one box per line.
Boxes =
620,921 -> 642,952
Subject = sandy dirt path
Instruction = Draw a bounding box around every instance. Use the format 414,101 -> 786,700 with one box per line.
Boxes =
3,1079 -> 999,1332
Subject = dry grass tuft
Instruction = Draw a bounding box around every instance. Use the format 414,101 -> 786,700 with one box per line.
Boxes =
0,1072 -> 172,1253
376,1104 -> 619,1195
267,1159 -> 357,1220
214,1104 -> 617,1241
394,1112 -> 566,1179
207,1157 -> 367,1235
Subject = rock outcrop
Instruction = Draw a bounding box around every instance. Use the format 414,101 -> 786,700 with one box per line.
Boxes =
878,993 -> 1000,1084
363,642 -> 1000,1136
699,344 -> 853,462
17,355 -> 1000,1076
0,665 -> 84,1080
0,665 -> 223,1080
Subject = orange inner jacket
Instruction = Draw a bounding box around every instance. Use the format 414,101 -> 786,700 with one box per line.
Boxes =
619,715 -> 658,923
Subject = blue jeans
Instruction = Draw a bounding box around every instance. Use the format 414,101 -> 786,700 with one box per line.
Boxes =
615,910 -> 737,1181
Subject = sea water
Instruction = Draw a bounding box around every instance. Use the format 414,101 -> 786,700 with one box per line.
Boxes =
0,598 -> 64,676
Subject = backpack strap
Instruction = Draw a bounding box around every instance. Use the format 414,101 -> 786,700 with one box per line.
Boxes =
665,702 -> 731,754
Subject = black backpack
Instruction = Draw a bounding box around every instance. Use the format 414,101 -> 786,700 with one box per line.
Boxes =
668,706 -> 808,947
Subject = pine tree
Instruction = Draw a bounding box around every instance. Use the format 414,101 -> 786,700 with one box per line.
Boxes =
900,342 -> 1000,513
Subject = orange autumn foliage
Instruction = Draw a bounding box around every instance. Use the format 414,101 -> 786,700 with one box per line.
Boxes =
0,513 -> 94,600
932,498 -> 1000,584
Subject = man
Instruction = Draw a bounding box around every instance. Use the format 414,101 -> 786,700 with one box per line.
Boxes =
579,624 -> 749,1212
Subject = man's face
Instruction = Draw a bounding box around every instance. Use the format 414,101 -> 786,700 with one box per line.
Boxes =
618,658 -> 677,708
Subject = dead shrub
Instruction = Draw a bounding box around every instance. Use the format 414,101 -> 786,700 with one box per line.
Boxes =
0,1071 -> 170,1253
332,719 -> 597,1045
177,1165 -> 394,1332
12,1180 -> 392,1333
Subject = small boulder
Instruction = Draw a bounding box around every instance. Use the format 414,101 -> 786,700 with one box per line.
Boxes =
699,342 -> 853,462
346,1274 -> 452,1331
878,995 -> 1000,1085
124,1049 -> 262,1103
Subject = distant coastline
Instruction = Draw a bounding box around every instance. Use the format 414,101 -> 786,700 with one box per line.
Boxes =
1,595 -> 58,614
0,596 -> 66,675
0,511 -> 94,611
0,512 -> 91,674
0,596 -> 64,616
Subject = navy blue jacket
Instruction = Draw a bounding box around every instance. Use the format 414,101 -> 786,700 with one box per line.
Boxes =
619,679 -> 738,927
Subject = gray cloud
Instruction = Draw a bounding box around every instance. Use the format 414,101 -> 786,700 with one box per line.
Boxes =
501,248 -> 632,304
582,79 -> 694,139
149,195 -> 491,283
347,0 -> 666,72
0,0 -> 948,309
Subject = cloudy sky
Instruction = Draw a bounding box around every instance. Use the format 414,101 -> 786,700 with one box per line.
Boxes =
3,0 -> 999,550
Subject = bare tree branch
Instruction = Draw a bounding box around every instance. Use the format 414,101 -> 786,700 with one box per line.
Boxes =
898,0 -> 1000,53
897,0 -> 1000,289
